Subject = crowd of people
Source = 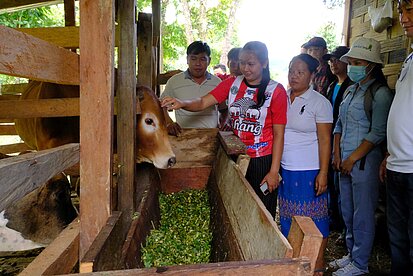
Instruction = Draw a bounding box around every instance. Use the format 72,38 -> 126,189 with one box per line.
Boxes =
159,1 -> 413,275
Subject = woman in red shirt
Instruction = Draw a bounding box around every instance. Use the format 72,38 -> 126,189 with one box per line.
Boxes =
162,41 -> 287,218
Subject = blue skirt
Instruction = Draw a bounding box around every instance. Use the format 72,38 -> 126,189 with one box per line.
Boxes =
279,168 -> 329,238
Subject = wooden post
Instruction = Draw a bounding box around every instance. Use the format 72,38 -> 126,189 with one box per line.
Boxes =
152,0 -> 161,96
137,13 -> 153,88
117,0 -> 137,235
343,0 -> 352,46
79,0 -> 115,259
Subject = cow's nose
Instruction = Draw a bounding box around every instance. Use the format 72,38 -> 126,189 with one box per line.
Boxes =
167,157 -> 176,168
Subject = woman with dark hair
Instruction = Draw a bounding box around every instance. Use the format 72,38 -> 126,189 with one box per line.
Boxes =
279,53 -> 333,275
329,37 -> 394,276
161,41 -> 287,218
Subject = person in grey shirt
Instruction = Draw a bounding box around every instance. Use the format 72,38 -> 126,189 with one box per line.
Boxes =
162,41 -> 221,136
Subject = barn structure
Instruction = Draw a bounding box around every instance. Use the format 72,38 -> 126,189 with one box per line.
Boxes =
0,0 -> 410,275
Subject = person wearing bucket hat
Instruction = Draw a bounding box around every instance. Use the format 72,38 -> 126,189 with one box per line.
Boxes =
330,37 -> 394,276
322,46 -> 353,247
303,36 -> 336,96
379,1 -> 413,275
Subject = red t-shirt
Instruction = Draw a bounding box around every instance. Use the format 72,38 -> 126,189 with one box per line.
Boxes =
210,76 -> 287,157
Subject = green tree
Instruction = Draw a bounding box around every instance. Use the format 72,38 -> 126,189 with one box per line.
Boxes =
323,0 -> 344,9
139,0 -> 241,71
304,21 -> 339,52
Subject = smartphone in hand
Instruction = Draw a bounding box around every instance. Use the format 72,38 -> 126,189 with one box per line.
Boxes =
260,182 -> 270,195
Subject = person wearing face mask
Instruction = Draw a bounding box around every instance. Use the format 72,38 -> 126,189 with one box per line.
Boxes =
329,37 -> 394,276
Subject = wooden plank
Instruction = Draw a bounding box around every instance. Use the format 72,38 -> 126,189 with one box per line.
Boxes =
389,49 -> 408,64
72,258 -> 311,275
122,164 -> 161,268
381,37 -> 406,52
152,0 -> 161,95
159,167 -> 212,194
0,97 -> 139,119
168,128 -> 219,168
214,146 -> 293,260
17,26 -> 80,49
17,26 -> 121,48
80,212 -> 123,273
0,124 -> 16,135
382,62 -> 403,76
117,0 -> 137,233
236,154 -> 250,176
353,4 -> 368,18
0,98 -> 79,119
343,0 -> 352,45
0,94 -> 20,100
0,0 -> 61,14
137,12 -> 153,87
0,25 -> 79,85
0,143 -> 79,211
79,0 -> 115,259
287,216 -> 323,274
0,83 -> 27,94
218,131 -> 247,156
64,0 -> 76,27
387,74 -> 398,90
20,218 -> 79,276
0,142 -> 30,155
209,171 -> 244,262
351,20 -> 371,37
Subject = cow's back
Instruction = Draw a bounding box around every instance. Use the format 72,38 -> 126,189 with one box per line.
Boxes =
14,81 -> 80,150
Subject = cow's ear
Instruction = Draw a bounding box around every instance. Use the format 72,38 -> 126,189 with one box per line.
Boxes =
137,87 -> 145,102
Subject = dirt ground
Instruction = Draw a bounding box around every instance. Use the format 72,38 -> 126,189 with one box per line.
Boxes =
324,226 -> 391,275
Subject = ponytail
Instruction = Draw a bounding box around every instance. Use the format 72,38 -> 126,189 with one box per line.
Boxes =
252,67 -> 270,109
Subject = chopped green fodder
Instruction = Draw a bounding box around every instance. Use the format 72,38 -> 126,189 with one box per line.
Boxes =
141,189 -> 211,267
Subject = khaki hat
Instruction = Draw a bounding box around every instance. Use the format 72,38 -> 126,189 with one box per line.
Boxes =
340,37 -> 383,64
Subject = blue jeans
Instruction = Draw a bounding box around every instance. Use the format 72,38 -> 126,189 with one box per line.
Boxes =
339,150 -> 381,271
386,170 -> 413,275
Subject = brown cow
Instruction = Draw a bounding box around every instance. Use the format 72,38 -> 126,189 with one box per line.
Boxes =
14,81 -> 176,169
4,174 -> 77,245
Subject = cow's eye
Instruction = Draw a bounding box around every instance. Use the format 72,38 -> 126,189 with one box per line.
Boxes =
145,118 -> 154,126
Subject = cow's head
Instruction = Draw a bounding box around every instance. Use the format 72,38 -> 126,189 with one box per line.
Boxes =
136,86 -> 176,169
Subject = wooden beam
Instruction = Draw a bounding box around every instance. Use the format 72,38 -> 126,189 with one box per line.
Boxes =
16,26 -> 121,49
64,0 -> 76,27
121,164 -> 161,268
20,218 -> 79,276
0,98 -> 79,119
79,0 -> 115,259
0,83 -> 27,95
167,128 -> 219,168
117,0 -> 137,234
73,258 -> 311,275
152,0 -> 161,96
0,124 -> 16,135
218,131 -> 247,156
80,212 -> 123,273
17,26 -> 80,49
0,25 -> 79,85
0,97 -> 139,119
214,147 -> 293,260
343,0 -> 352,46
0,142 -> 30,155
288,216 -> 323,274
0,0 -> 62,14
137,13 -> 153,88
0,143 -> 79,211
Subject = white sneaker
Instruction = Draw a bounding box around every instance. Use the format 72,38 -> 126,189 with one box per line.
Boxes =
329,253 -> 351,269
332,262 -> 369,276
